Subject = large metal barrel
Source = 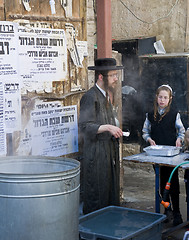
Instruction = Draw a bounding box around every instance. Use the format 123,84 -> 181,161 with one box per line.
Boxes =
0,156 -> 80,240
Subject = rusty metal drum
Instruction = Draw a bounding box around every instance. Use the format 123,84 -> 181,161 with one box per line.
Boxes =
0,156 -> 80,240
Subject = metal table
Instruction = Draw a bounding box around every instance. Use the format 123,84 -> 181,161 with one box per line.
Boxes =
123,152 -> 189,220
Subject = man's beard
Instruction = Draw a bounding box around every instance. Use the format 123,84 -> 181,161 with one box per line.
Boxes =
108,85 -> 116,94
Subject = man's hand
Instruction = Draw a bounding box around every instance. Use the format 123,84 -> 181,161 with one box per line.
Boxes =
98,124 -> 123,138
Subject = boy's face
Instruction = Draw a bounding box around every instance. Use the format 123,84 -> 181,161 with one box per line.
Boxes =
157,90 -> 171,109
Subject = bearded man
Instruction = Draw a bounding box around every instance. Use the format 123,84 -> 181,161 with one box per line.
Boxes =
79,58 -> 124,214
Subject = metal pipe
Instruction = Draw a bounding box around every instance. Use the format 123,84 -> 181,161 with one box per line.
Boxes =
96,0 -> 112,58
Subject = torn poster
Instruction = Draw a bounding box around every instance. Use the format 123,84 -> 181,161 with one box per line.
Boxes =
76,40 -> 88,63
22,0 -> 31,12
61,0 -> 72,17
65,24 -> 82,67
4,80 -> 21,133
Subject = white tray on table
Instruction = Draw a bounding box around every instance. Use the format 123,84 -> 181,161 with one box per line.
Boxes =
143,145 -> 181,157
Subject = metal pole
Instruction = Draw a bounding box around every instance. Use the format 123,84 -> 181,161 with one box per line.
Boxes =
154,164 -> 160,213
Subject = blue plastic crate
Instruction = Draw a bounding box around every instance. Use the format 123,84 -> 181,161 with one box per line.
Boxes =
79,206 -> 166,240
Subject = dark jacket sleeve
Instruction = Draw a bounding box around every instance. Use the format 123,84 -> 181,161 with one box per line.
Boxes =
79,92 -> 101,140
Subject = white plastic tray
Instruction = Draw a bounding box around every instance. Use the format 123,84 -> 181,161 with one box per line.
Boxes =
143,145 -> 181,156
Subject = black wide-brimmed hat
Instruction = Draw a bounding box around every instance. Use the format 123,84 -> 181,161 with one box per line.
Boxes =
88,58 -> 124,71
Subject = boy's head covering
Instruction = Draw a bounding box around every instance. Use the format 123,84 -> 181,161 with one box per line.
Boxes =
158,84 -> 173,93
88,58 -> 124,71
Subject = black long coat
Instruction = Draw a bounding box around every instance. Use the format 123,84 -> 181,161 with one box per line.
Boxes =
79,85 -> 120,214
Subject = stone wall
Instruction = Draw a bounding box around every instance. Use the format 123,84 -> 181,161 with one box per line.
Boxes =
111,0 -> 187,53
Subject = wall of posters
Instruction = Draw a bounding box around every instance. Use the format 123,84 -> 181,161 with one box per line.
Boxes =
0,21 -> 79,156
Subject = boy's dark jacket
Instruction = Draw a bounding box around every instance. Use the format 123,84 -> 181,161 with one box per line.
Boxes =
148,108 -> 177,146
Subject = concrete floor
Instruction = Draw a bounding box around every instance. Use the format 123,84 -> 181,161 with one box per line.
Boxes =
122,160 -> 189,240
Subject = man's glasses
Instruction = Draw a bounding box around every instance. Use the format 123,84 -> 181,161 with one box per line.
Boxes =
104,73 -> 119,78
